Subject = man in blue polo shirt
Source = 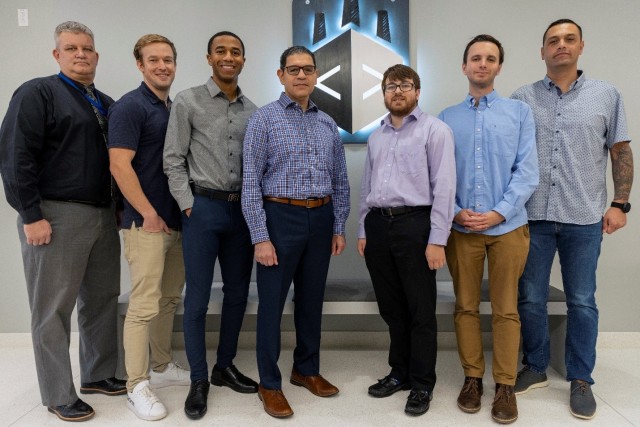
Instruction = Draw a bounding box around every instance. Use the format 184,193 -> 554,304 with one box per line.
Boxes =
439,34 -> 538,424
512,19 -> 633,420
108,34 -> 189,421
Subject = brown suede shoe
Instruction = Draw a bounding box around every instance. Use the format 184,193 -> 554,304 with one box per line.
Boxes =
457,376 -> 483,413
290,368 -> 339,397
492,383 -> 518,424
258,385 -> 293,418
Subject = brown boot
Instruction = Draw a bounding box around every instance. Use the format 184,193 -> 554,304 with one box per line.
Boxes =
492,383 -> 518,424
457,376 -> 483,413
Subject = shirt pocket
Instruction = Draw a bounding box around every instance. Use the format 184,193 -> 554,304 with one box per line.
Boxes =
397,146 -> 427,175
487,125 -> 518,160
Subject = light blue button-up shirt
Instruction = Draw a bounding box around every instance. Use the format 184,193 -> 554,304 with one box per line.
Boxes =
438,90 -> 539,236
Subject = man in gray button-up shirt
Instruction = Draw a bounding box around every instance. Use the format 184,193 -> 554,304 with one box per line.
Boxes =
163,31 -> 258,420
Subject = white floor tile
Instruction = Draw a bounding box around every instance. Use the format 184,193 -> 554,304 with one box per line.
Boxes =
1,333 -> 638,426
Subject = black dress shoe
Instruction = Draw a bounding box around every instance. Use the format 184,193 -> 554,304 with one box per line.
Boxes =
48,398 -> 95,422
368,375 -> 411,397
185,379 -> 210,420
211,364 -> 258,393
405,389 -> 432,416
80,377 -> 126,396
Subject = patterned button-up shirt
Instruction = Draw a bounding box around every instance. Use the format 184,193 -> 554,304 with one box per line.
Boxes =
242,93 -> 350,244
511,71 -> 630,225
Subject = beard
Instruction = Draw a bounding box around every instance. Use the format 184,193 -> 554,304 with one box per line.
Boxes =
384,96 -> 416,117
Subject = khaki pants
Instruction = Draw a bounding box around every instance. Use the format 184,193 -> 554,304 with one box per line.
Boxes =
445,225 -> 529,385
122,225 -> 185,391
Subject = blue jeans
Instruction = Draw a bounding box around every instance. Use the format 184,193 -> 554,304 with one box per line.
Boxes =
518,220 -> 602,384
182,195 -> 253,381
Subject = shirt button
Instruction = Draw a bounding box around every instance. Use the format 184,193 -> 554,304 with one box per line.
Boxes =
476,147 -> 481,151
229,135 -> 232,139
477,165 -> 481,169
555,130 -> 559,133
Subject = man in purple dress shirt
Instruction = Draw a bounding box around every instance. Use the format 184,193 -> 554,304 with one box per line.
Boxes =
357,64 -> 456,416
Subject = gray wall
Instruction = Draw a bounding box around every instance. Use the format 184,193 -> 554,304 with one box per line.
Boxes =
1,0 -> 638,332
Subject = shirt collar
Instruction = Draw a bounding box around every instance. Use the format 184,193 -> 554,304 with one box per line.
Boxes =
465,90 -> 499,109
206,77 -> 246,103
278,92 -> 318,112
543,70 -> 585,92
139,81 -> 171,105
382,105 -> 422,127
59,72 -> 96,92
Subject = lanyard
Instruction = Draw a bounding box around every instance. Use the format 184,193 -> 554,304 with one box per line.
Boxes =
57,72 -> 108,117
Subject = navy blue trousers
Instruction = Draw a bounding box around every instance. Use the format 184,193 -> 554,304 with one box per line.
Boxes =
256,201 -> 334,389
182,195 -> 253,381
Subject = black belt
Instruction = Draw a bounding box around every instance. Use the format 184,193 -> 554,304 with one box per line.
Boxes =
191,184 -> 241,202
371,206 -> 431,217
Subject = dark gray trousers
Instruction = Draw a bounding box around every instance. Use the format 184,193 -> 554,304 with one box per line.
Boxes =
18,200 -> 121,406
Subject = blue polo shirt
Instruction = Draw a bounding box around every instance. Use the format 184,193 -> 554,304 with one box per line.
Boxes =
108,82 -> 181,230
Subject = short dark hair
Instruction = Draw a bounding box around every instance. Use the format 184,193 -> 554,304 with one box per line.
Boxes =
543,19 -> 582,44
463,34 -> 504,65
280,46 -> 316,69
381,64 -> 421,91
134,34 -> 177,62
207,31 -> 245,56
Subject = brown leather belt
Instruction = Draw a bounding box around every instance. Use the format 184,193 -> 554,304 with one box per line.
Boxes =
264,195 -> 331,209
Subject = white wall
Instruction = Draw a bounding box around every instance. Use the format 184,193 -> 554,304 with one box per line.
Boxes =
0,0 -> 638,332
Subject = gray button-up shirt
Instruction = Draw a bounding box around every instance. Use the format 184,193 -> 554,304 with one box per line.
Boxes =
163,78 -> 257,211
511,72 -> 630,225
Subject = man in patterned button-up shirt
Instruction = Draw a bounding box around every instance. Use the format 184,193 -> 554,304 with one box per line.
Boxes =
242,46 -> 350,418
511,18 -> 634,420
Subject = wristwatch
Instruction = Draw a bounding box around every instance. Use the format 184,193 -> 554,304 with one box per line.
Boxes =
610,201 -> 631,213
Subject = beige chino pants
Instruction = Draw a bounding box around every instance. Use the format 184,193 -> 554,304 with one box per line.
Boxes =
122,224 -> 185,391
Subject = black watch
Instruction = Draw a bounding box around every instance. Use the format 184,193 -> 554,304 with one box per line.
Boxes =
610,201 -> 631,213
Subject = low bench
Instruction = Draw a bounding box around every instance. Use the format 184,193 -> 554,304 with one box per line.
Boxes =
117,279 -> 567,375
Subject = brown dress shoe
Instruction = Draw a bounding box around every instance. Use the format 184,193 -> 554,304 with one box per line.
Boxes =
290,368 -> 339,397
258,385 -> 293,418
492,383 -> 518,424
457,376 -> 483,413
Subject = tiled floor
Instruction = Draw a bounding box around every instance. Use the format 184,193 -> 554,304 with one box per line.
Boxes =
1,332 -> 638,426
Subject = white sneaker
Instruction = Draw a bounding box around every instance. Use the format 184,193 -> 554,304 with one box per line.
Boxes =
150,361 -> 190,388
127,380 -> 167,421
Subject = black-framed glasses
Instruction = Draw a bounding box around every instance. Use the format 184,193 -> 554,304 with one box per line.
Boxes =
384,82 -> 415,93
283,65 -> 316,76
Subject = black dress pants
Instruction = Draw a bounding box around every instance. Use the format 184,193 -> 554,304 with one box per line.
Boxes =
364,208 -> 437,391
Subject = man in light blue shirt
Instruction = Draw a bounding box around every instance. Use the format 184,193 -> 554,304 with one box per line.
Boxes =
439,34 -> 538,424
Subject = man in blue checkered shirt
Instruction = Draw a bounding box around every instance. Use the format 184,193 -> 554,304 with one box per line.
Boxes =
242,46 -> 350,418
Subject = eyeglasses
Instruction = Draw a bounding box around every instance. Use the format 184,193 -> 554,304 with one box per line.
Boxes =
384,82 -> 415,93
283,65 -> 316,76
